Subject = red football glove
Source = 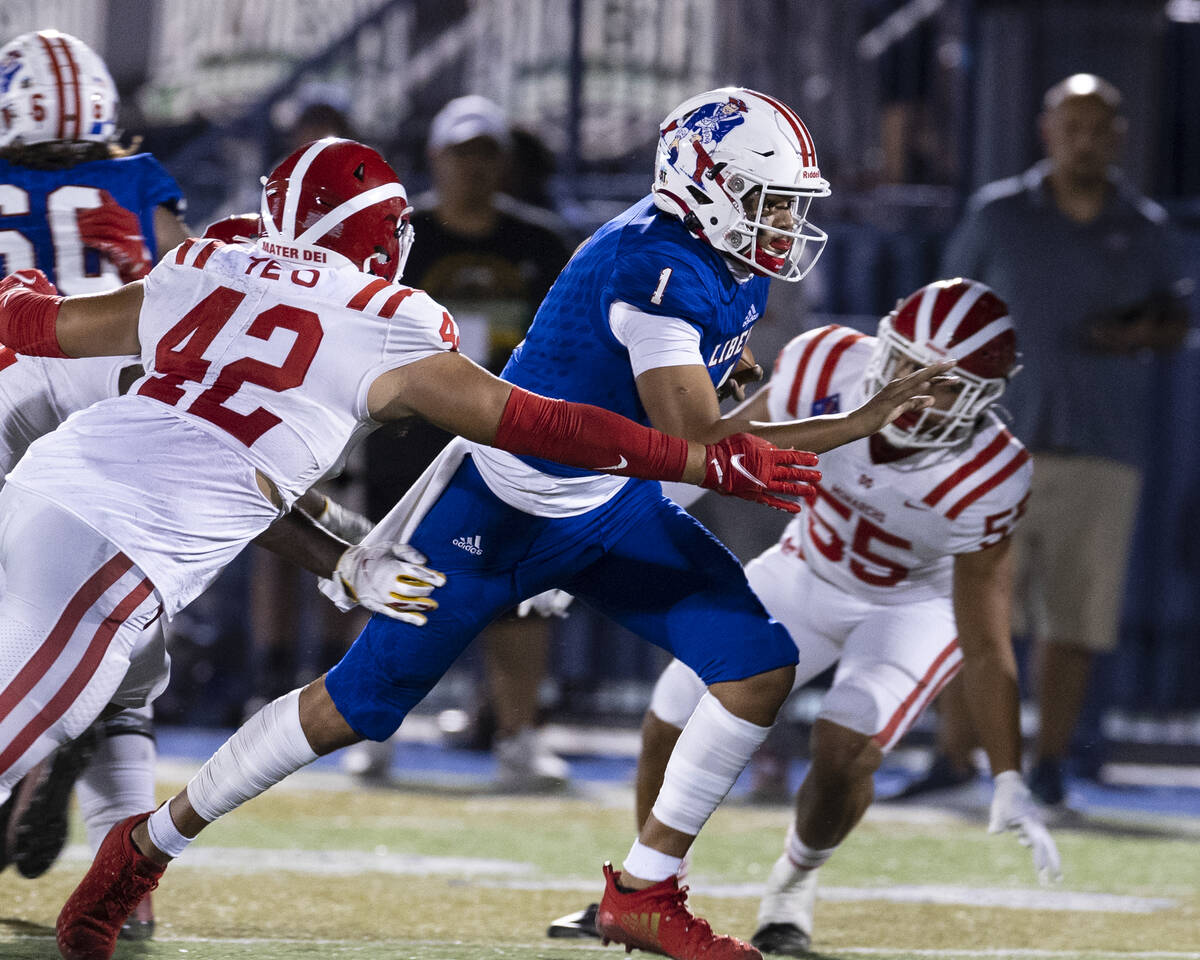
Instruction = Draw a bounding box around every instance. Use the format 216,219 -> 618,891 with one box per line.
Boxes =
701,433 -> 820,513
76,190 -> 153,283
0,268 -> 58,297
0,269 -> 65,357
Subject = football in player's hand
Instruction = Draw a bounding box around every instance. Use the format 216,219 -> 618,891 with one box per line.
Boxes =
718,346 -> 764,402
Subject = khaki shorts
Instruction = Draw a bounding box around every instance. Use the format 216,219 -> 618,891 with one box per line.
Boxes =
1013,454 -> 1142,653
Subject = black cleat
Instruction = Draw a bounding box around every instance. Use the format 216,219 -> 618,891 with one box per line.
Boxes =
119,894 -> 156,941
889,753 -> 974,801
10,727 -> 98,879
751,922 -> 812,956
546,902 -> 600,939
1027,757 -> 1066,807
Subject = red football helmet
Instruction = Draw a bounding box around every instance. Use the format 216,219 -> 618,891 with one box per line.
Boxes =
258,138 -> 414,281
865,278 -> 1020,448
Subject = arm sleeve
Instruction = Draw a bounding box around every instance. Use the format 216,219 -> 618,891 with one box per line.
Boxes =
493,386 -> 689,482
609,300 -> 703,377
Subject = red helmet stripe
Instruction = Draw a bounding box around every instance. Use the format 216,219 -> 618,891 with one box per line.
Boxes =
36,33 -> 68,140
54,34 -> 83,141
926,282 -> 974,342
742,89 -> 816,166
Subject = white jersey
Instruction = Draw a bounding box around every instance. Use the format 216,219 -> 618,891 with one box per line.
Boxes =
767,325 -> 1032,604
0,350 -> 129,485
8,238 -> 458,615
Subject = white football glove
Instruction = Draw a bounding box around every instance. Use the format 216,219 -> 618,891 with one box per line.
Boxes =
515,589 -> 575,619
320,543 -> 446,625
314,496 -> 373,544
988,769 -> 1063,884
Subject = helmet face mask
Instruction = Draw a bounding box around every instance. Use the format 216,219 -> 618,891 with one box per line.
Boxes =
0,30 -> 118,151
259,138 -> 413,281
653,87 -> 830,282
865,279 -> 1019,450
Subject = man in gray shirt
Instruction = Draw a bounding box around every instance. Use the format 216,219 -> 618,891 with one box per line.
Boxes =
935,74 -> 1191,805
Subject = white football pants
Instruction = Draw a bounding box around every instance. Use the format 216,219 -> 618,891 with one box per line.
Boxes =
0,486 -> 163,802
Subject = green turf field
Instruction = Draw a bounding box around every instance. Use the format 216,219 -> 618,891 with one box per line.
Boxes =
2,771 -> 1197,960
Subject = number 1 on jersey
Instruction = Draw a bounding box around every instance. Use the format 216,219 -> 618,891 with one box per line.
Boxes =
650,267 -> 673,306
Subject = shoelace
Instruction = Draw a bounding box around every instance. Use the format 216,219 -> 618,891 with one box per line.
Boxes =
90,836 -> 160,925
639,884 -> 723,948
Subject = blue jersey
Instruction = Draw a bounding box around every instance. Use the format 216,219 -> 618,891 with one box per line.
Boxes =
0,153 -> 183,294
501,196 -> 769,474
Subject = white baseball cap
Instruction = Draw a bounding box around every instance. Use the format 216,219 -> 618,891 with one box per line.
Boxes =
428,95 -> 511,151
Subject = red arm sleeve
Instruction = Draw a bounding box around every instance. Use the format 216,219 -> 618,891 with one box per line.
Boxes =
0,271 -> 67,358
493,387 -> 689,482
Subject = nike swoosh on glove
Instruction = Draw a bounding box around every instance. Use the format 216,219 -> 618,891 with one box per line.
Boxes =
988,769 -> 1063,885
320,543 -> 447,625
76,190 -> 153,283
0,268 -> 58,297
700,433 -> 820,513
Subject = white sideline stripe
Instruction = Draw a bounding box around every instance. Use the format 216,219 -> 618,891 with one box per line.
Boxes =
0,935 -> 1196,958
60,843 -> 533,877
476,877 -> 1177,914
58,843 -> 1175,913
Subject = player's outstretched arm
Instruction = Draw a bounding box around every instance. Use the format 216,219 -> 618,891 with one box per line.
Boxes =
747,358 -> 956,453
954,538 -> 1062,884
252,508 -> 444,625
633,355 -> 953,455
0,269 -> 143,357
367,351 -> 820,512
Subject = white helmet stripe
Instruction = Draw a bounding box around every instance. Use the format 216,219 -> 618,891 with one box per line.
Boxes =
278,138 -> 336,241
931,281 -> 989,348
942,315 -> 1011,362
913,282 -> 938,344
294,182 -> 406,247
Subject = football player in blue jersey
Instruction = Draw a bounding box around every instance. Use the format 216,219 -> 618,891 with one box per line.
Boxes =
57,88 -> 951,960
0,27 -> 190,939
0,29 -> 189,289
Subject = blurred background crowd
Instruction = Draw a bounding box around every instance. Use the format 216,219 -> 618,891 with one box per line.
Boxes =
3,0 -> 1198,785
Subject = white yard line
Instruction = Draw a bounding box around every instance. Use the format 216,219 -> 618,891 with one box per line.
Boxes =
1,934 -> 1197,958
57,844 -> 1178,913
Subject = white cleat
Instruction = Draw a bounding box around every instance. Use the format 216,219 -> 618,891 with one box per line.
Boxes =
751,854 -> 818,956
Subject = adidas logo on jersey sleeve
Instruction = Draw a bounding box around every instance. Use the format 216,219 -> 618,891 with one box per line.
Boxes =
452,534 -> 483,555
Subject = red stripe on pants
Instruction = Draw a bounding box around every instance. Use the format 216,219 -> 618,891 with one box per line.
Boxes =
871,638 -> 961,750
0,553 -> 133,726
0,575 -> 155,779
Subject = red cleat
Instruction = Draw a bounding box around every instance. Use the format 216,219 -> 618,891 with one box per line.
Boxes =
595,862 -> 762,959
56,812 -> 163,960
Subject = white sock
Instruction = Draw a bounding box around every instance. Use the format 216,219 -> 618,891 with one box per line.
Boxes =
650,692 -> 771,836
76,732 -> 157,853
622,839 -> 683,884
785,822 -> 837,870
146,803 -> 191,859
186,689 -> 317,823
